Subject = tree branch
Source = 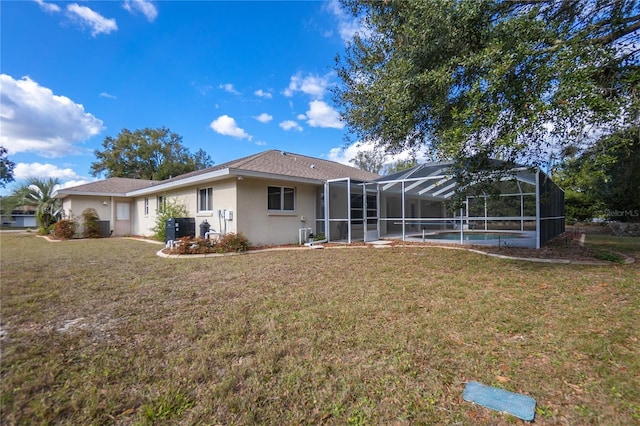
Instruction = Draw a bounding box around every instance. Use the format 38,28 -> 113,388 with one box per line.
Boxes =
588,15 -> 640,46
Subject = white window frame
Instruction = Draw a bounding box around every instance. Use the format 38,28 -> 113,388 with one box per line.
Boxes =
144,197 -> 149,216
157,196 -> 165,213
268,186 -> 295,212
198,187 -> 213,212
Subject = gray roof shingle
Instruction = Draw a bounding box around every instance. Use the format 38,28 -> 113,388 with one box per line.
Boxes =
163,149 -> 380,182
56,177 -> 158,196
56,150 -> 380,197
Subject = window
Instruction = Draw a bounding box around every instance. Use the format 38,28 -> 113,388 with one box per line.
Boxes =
144,198 -> 149,216
157,196 -> 165,213
116,203 -> 130,220
268,186 -> 295,211
198,187 -> 213,211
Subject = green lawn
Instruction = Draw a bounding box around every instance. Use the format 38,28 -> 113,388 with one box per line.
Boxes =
1,233 -> 638,425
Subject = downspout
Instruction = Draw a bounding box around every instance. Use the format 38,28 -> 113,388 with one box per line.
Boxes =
110,196 -> 115,235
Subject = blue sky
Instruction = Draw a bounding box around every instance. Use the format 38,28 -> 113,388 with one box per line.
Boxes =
1,0 -> 402,194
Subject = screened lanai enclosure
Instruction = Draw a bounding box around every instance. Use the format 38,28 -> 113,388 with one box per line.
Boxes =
319,162 -> 564,249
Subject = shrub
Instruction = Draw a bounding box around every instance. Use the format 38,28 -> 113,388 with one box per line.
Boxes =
215,232 -> 249,253
164,233 -> 250,255
172,237 -> 214,255
52,219 -> 77,240
151,198 -> 189,242
81,208 -> 101,238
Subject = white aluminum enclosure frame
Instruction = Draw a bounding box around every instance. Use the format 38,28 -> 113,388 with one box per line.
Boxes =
322,162 -> 564,249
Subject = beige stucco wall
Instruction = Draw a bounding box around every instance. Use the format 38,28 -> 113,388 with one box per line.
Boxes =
62,176 -> 320,245
237,177 -> 318,246
130,187 -> 197,237
63,196 -> 111,223
142,177 -> 319,245
131,196 -> 155,237
62,196 -> 115,236
129,180 -> 239,238
195,179 -> 237,236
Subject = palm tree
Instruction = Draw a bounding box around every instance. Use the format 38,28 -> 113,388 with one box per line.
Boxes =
6,177 -> 62,232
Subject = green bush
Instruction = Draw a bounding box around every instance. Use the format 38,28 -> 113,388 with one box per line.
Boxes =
52,219 -> 77,240
81,208 -> 101,238
215,232 -> 249,253
151,198 -> 189,242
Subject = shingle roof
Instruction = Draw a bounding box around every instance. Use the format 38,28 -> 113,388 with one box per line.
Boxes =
164,149 -> 380,183
56,177 -> 158,196
55,150 -> 380,197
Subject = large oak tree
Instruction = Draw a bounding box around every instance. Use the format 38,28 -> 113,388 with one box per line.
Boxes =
335,0 -> 639,188
91,127 -> 213,180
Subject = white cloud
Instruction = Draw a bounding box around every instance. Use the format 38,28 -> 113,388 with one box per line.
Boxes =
34,0 -> 61,13
328,140 -> 428,166
56,179 -> 93,190
219,83 -> 240,95
0,74 -> 105,157
283,72 -> 331,98
279,120 -> 303,132
66,3 -> 118,36
99,92 -> 117,99
14,162 -> 81,180
254,89 -> 272,99
209,115 -> 252,140
328,147 -> 356,165
328,141 -> 382,165
302,100 -> 344,129
324,0 -> 365,43
123,0 -> 158,22
192,81 -> 214,95
254,140 -> 267,146
254,113 -> 273,123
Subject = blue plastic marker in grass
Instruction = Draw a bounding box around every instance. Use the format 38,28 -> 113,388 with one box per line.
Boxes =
462,381 -> 536,421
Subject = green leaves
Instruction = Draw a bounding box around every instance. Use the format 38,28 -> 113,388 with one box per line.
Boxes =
555,127 -> 640,221
0,146 -> 15,188
90,127 -> 214,180
336,0 -> 639,186
5,177 -> 62,231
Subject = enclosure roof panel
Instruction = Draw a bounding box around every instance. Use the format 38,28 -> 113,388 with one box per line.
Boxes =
376,160 -> 537,199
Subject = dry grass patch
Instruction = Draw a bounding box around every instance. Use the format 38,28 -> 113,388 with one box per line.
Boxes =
1,232 -> 639,425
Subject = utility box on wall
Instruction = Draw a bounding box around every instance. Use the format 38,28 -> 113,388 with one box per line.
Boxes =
165,217 -> 196,243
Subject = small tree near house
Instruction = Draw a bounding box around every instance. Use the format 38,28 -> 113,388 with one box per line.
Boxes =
151,198 -> 189,242
81,208 -> 102,238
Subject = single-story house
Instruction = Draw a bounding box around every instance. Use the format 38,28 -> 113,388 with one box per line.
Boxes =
54,150 -> 379,246
54,149 -> 564,248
